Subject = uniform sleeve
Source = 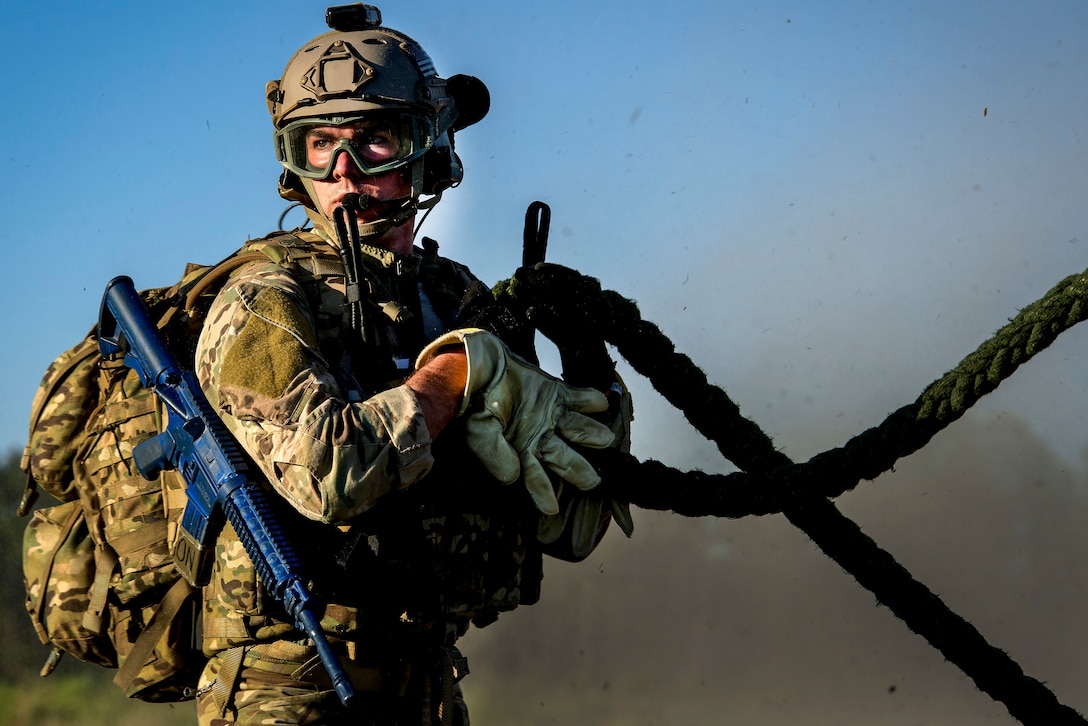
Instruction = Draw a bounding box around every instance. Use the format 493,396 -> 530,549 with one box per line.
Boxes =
195,261 -> 434,523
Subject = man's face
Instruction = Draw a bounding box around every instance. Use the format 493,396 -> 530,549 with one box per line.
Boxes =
305,121 -> 414,223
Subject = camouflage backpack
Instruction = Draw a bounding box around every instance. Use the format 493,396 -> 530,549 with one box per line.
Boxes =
17,232 -> 338,702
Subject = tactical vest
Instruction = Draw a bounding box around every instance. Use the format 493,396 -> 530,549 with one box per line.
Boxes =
200,230 -> 543,655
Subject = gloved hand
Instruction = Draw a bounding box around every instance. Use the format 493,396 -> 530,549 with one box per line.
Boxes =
415,328 -> 614,515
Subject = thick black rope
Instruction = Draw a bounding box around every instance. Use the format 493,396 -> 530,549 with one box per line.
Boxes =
517,267 -> 1088,724
597,269 -> 1088,515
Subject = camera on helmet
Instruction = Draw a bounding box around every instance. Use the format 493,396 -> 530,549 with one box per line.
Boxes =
325,4 -> 382,32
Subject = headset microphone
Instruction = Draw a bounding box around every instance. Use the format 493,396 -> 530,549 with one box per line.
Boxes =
340,193 -> 371,211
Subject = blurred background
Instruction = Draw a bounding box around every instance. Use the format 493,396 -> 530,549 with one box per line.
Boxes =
1,1 -> 1086,723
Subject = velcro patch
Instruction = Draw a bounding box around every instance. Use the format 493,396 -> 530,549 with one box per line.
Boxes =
220,286 -> 316,399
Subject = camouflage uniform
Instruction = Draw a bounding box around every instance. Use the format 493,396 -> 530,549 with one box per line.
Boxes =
191,229 -> 627,725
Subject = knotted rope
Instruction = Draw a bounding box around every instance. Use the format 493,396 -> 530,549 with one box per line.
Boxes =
516,267 -> 1088,725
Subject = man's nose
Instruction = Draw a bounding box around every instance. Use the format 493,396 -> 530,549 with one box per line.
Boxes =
331,148 -> 363,179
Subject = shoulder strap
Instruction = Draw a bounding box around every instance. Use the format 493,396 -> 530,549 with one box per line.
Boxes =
150,231 -> 336,334
176,231 -> 342,312
176,251 -> 271,313
418,236 -> 476,329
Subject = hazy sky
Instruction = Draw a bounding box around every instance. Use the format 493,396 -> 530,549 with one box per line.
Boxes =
2,1 -> 1087,722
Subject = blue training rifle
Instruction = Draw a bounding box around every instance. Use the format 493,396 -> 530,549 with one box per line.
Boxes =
98,275 -> 357,707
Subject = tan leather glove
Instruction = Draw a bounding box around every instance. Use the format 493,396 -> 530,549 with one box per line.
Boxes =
415,329 -> 614,515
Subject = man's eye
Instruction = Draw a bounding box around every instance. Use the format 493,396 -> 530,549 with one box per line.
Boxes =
358,132 -> 390,146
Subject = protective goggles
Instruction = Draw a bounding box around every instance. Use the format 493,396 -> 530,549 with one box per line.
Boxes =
275,113 -> 435,179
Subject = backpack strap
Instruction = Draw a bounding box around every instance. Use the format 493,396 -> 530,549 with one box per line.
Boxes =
210,646 -> 245,717
178,251 -> 277,313
164,231 -> 341,319
18,473 -> 40,518
113,577 -> 197,695
82,544 -> 118,634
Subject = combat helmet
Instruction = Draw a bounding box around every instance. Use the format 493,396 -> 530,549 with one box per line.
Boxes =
267,4 -> 489,237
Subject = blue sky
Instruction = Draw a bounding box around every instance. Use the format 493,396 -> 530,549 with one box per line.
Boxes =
2,0 -> 1086,471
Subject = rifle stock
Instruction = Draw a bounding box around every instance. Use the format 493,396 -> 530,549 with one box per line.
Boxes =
98,275 -> 358,707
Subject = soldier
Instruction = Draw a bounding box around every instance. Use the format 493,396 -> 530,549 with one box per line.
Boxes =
193,4 -> 632,725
